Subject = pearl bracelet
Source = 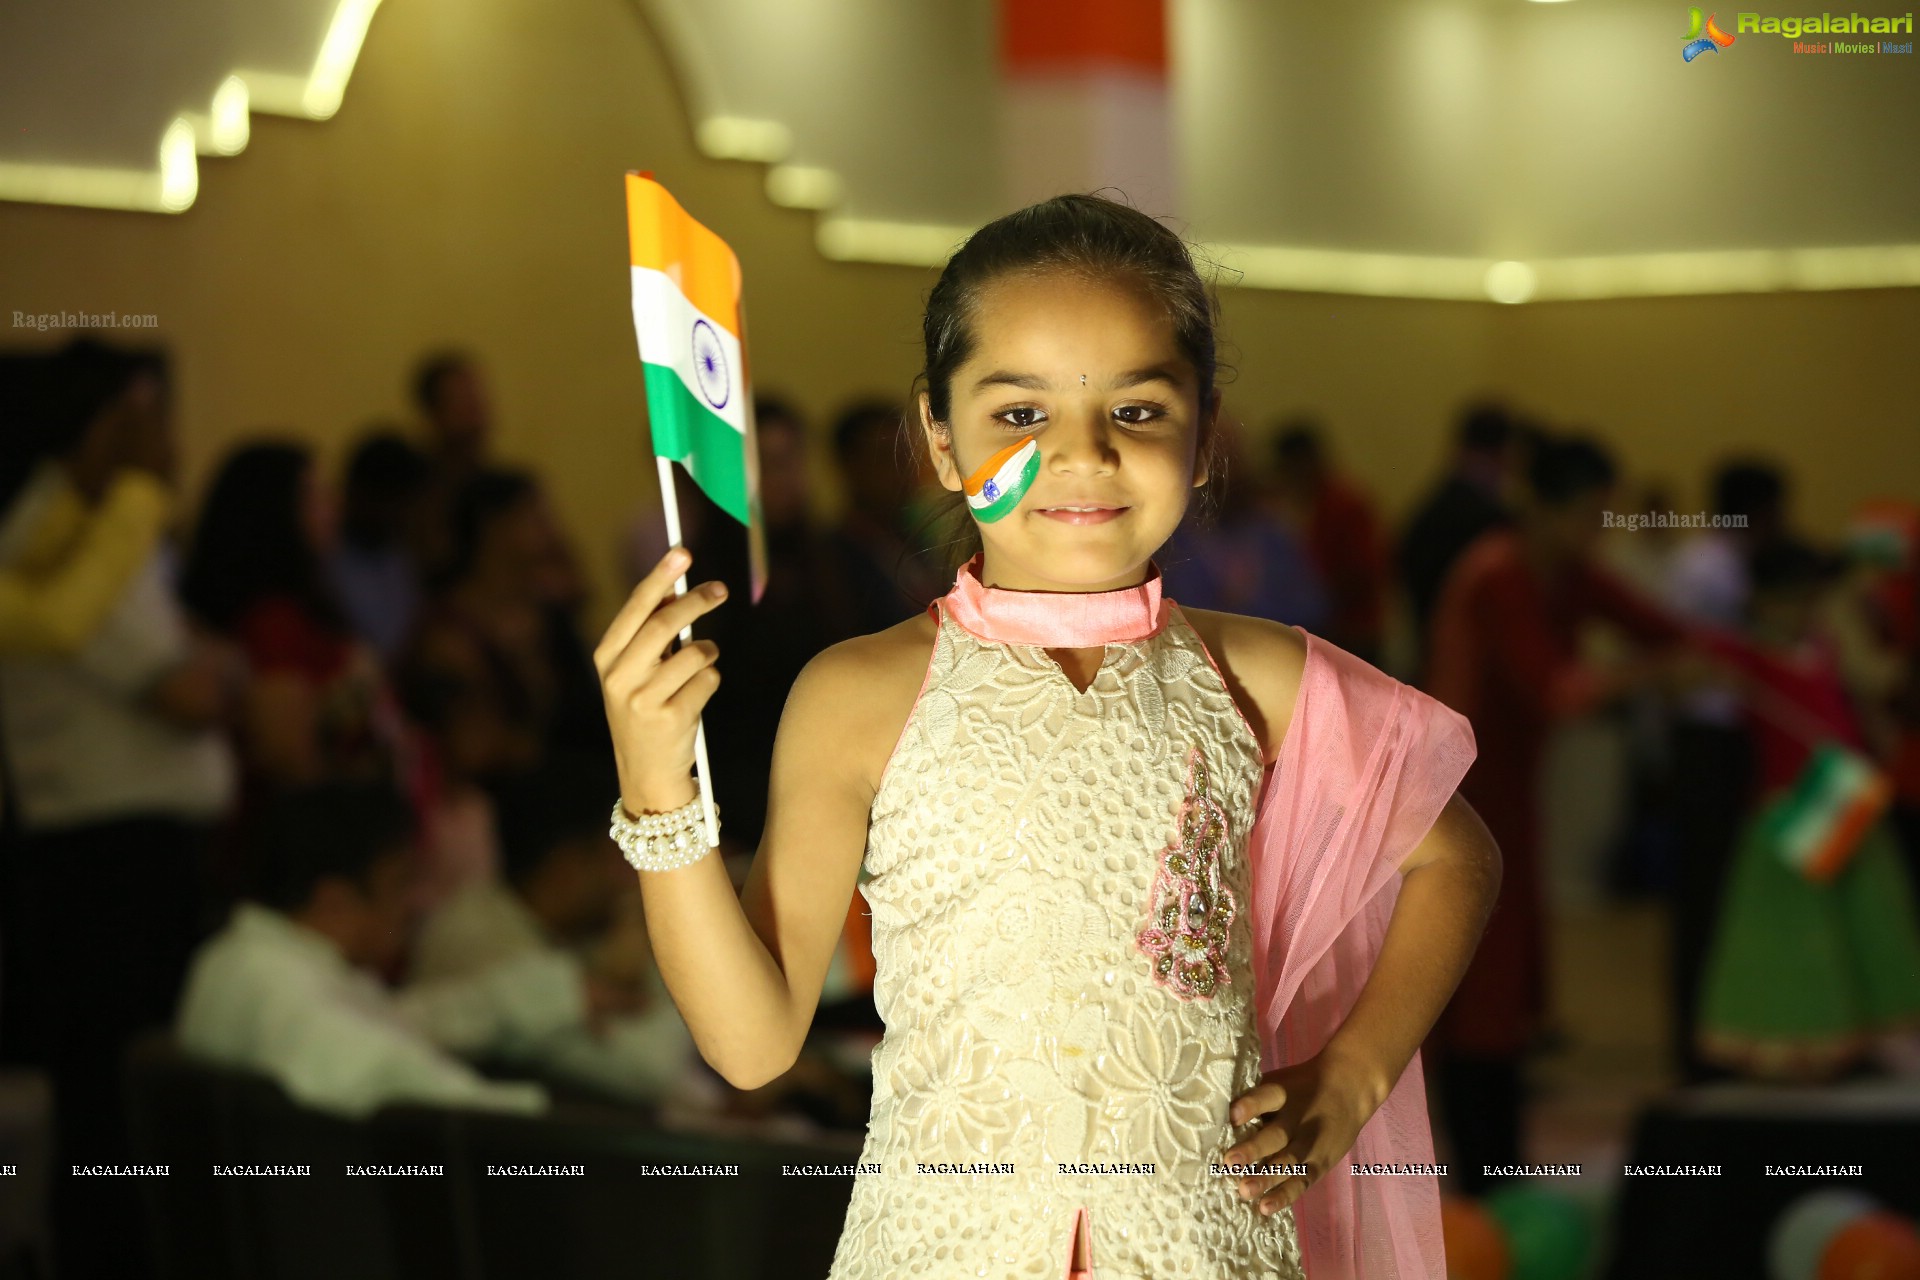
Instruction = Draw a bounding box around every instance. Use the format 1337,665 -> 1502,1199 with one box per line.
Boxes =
610,793 -> 720,872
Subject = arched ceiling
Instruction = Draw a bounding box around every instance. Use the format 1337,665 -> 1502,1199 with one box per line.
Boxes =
643,0 -> 1920,298
5,0 -> 1916,298
0,0 -> 378,211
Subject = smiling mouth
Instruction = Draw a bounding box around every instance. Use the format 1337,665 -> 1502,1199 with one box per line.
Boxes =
1037,505 -> 1128,513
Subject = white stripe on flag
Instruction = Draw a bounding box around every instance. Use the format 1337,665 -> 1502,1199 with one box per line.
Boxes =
630,265 -> 747,435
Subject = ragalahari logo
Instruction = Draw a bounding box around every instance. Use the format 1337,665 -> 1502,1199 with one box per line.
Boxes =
1684,8 -> 1738,59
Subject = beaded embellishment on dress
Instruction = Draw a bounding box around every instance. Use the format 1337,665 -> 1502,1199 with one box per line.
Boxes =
1135,746 -> 1238,1001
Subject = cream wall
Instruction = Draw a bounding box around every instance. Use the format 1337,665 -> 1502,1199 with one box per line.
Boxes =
1,0 -> 1914,627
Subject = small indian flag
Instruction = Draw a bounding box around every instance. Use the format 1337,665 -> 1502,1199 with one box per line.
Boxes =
1769,743 -> 1895,882
625,172 -> 765,597
964,434 -> 1039,523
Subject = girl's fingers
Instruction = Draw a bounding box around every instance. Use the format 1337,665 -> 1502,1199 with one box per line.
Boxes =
1233,1122 -> 1293,1201
1256,1173 -> 1312,1215
635,639 -> 720,704
595,547 -> 692,670
1230,1081 -> 1286,1126
628,582 -> 727,665
602,582 -> 727,693
660,658 -> 722,716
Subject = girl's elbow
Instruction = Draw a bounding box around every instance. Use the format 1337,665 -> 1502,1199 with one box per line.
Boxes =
701,1011 -> 805,1092
712,1043 -> 798,1093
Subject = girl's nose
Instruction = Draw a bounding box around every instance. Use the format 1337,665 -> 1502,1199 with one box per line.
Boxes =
1048,407 -> 1117,473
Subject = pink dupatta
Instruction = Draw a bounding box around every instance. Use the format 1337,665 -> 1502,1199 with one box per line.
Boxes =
936,560 -> 1473,1276
1246,628 -> 1478,1280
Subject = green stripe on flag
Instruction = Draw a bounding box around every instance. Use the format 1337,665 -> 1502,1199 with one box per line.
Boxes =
643,363 -> 750,525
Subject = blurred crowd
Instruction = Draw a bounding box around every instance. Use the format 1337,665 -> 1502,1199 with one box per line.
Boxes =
0,341 -> 878,1279
1,335 -> 1917,1276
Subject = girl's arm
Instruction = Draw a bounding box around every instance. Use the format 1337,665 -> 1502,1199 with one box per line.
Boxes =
1223,786 -> 1500,1215
1314,790 -> 1501,1112
596,549 -> 877,1091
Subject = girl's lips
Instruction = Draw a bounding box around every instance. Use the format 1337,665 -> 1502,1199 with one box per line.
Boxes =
1036,506 -> 1128,524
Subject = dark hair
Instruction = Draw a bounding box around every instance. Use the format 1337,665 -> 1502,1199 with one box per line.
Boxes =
754,394 -> 804,434
36,337 -> 168,457
1527,434 -> 1618,507
488,753 -> 621,888
1456,400 -> 1513,454
1,338 -> 168,506
412,350 -> 473,415
1272,416 -> 1325,467
180,441 -> 343,633
252,780 -> 415,913
1710,459 -> 1787,522
344,430 -> 431,506
906,192 -> 1227,571
443,466 -> 539,586
920,195 -> 1220,423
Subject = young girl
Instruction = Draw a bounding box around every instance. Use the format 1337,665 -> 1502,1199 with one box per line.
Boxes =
1693,540 -> 1920,1079
596,195 -> 1500,1279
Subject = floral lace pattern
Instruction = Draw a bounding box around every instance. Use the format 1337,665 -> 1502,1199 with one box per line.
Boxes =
826,603 -> 1305,1280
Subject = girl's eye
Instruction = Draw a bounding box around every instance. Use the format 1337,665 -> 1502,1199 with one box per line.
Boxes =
995,406 -> 1044,429
1114,404 -> 1164,426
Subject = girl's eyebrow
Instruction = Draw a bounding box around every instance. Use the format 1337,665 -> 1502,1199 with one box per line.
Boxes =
971,369 -> 1049,393
970,365 -> 1183,394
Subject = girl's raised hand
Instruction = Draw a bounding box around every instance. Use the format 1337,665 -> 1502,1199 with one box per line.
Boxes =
1218,1047 -> 1387,1217
593,546 -> 728,815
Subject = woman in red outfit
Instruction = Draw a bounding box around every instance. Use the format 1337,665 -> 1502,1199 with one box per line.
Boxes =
1422,435 -> 1699,1191
180,442 -> 428,909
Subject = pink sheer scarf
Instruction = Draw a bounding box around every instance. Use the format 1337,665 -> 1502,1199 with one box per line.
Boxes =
1249,629 -> 1476,1279
938,556 -> 1477,1279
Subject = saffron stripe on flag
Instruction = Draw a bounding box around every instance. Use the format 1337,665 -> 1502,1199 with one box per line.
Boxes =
626,175 -> 742,340
642,363 -> 751,525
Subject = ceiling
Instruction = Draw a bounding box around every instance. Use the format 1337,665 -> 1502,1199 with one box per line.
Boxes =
4,0 -> 1917,297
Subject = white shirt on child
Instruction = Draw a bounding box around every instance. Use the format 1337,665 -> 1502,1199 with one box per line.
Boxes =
175,901 -> 581,1119
408,878 -> 718,1111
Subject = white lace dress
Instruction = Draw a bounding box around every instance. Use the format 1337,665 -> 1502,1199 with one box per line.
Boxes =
824,596 -> 1306,1279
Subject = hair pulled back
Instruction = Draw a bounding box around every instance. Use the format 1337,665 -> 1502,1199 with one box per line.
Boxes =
918,193 -> 1221,426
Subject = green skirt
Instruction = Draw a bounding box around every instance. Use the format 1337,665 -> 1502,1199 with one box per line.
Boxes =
1697,799 -> 1920,1079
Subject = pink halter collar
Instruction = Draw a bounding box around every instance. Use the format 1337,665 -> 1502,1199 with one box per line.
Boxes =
937,553 -> 1168,647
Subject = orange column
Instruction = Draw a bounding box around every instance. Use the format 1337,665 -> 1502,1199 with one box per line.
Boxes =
997,0 -> 1176,218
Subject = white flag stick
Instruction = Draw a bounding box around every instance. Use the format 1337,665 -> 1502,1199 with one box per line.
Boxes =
654,454 -> 721,850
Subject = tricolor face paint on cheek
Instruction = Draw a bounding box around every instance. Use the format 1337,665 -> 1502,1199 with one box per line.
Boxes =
963,434 -> 1040,523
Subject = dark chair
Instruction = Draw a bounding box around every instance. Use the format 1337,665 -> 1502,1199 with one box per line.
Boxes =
123,1033 -> 407,1280
366,1105 -> 479,1280
222,1070 -> 399,1280
1605,1083 -> 1920,1279
123,1030 -> 869,1280
122,1031 -> 251,1280
456,1106 -> 734,1280
732,1131 -> 862,1280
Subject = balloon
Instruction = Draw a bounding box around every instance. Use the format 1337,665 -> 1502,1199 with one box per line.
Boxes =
1770,1192 -> 1880,1280
1442,1196 -> 1510,1280
1818,1213 -> 1920,1280
1484,1186 -> 1593,1280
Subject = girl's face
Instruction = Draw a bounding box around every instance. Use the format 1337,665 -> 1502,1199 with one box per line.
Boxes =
920,271 -> 1216,594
